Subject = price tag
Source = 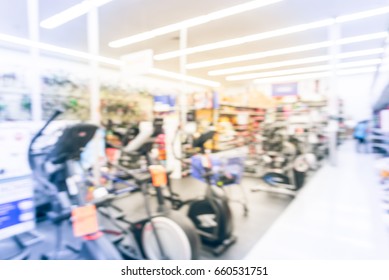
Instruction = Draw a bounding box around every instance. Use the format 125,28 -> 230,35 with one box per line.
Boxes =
71,205 -> 99,237
149,165 -> 167,187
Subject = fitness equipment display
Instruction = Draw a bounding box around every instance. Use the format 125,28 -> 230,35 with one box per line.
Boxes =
99,164 -> 200,260
29,109 -> 123,259
29,110 -> 200,259
251,125 -> 311,194
370,129 -> 389,156
168,128 -> 237,256
108,122 -> 236,256
102,118 -> 201,259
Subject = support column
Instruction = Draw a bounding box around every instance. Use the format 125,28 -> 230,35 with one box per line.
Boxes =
172,28 -> 188,179
27,0 -> 42,121
179,28 -> 188,125
328,22 -> 340,166
88,7 -> 100,124
87,7 -> 101,185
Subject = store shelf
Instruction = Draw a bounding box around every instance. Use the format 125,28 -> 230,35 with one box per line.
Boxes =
219,110 -> 265,116
219,103 -> 267,109
0,87 -> 29,94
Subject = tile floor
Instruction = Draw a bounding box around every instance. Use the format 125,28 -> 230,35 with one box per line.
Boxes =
245,142 -> 389,259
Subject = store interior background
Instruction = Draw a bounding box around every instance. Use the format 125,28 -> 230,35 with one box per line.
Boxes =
1,0 -> 389,260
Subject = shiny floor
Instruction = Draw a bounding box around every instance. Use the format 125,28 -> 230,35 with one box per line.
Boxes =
114,175 -> 293,260
4,141 -> 385,260
245,142 -> 389,259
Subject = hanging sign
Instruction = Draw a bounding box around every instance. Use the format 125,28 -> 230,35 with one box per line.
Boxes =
121,49 -> 154,75
272,82 -> 298,97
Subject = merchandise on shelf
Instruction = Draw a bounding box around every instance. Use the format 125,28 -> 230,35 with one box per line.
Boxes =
187,90 -> 216,110
214,104 -> 267,152
0,67 -> 31,121
41,71 -> 90,121
100,84 -> 153,124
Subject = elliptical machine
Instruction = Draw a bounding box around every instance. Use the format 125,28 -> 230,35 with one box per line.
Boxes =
29,110 -> 123,259
102,117 -> 201,259
254,126 -> 310,195
29,110 -> 200,260
167,128 -> 237,256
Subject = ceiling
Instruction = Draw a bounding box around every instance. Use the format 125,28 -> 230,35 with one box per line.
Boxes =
1,0 -> 389,87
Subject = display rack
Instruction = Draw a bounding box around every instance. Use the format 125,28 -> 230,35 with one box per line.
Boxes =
336,99 -> 348,145
0,68 -> 31,122
41,72 -> 90,121
215,104 -> 266,152
100,85 -> 153,125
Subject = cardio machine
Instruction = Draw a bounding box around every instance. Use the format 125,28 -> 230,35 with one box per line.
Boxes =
28,110 -> 200,260
112,122 -> 237,255
29,110 -> 123,259
166,128 -> 237,256
259,129 -> 310,192
99,164 -> 200,260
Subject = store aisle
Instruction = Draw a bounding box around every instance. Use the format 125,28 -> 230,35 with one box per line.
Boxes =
245,141 -> 389,259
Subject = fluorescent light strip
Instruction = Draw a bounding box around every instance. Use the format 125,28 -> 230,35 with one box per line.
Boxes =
148,68 -> 221,87
210,48 -> 384,76
0,33 -> 122,66
186,32 -> 388,69
253,66 -> 386,84
336,6 -> 389,23
255,72 -> 331,83
41,0 -> 114,29
108,0 -> 283,48
227,59 -> 382,81
0,32 -> 219,88
154,5 -> 389,61
210,56 -> 330,76
154,19 -> 334,60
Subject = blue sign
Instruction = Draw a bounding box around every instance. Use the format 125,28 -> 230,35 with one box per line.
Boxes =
272,83 -> 298,97
0,198 -> 34,230
0,177 -> 35,240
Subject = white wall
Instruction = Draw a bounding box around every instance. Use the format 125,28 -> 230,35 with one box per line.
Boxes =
337,73 -> 374,122
372,45 -> 389,105
241,74 -> 376,122
0,47 -> 207,95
